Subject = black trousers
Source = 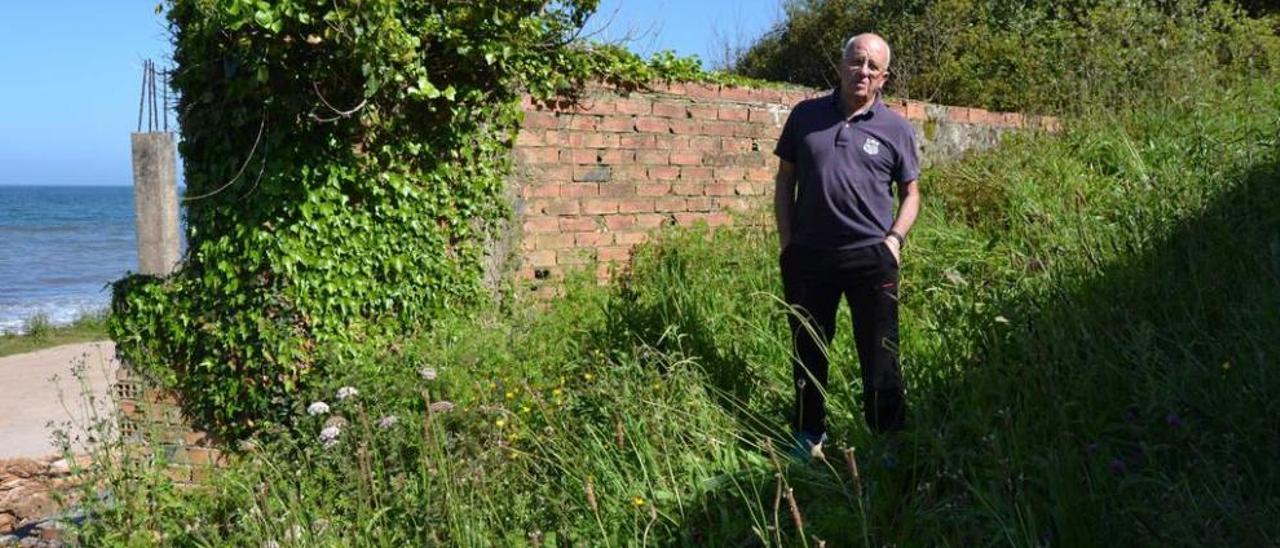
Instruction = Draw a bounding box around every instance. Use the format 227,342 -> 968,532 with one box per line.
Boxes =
781,242 -> 904,435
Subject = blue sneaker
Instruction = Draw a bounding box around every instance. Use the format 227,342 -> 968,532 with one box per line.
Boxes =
789,430 -> 828,462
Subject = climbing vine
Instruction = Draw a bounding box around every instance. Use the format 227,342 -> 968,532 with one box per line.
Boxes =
109,0 -> 754,439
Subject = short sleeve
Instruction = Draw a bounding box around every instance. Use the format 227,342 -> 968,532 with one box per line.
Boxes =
773,108 -> 800,164
893,125 -> 921,184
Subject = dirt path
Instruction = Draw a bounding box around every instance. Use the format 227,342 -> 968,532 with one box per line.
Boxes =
0,342 -> 118,460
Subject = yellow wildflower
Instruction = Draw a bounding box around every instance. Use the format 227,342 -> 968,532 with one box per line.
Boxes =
631,496 -> 646,507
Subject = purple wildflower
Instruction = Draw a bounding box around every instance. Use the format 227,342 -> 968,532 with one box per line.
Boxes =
377,415 -> 399,429
336,386 -> 359,401
1085,442 -> 1100,454
319,425 -> 341,448
1108,458 -> 1127,475
1164,412 -> 1184,428
307,401 -> 330,416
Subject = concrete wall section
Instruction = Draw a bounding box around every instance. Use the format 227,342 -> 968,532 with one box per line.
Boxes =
130,132 -> 182,277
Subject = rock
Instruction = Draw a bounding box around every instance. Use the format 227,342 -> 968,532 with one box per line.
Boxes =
0,534 -> 18,546
0,513 -> 14,533
44,462 -> 68,477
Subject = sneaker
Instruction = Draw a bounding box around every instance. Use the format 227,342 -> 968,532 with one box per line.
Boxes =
789,430 -> 828,462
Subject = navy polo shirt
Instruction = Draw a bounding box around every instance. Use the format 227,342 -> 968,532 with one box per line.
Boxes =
774,92 -> 920,250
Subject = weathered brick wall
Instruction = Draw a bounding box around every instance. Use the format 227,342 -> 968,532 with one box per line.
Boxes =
508,82 -> 1058,286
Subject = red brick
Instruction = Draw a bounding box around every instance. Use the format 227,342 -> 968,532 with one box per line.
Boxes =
523,184 -> 559,198
560,216 -> 599,232
612,166 -> 648,180
636,150 -> 669,165
719,86 -> 754,101
668,119 -> 701,134
653,135 -> 689,149
567,116 -> 598,131
673,212 -> 705,226
669,151 -> 703,166
618,197 -> 655,213
598,149 -> 633,165
523,217 -> 560,233
746,166 -> 774,181
905,100 -> 927,121
582,199 -> 620,215
716,197 -> 758,211
660,82 -> 688,95
516,147 -> 560,165
619,134 -> 655,149
652,101 -> 686,118
672,182 -> 702,196
687,105 -> 718,119
530,199 -> 580,216
655,197 -> 687,212
648,166 -> 680,180
716,167 -> 746,181
598,182 -> 636,197
528,165 -> 572,183
721,137 -> 753,153
561,183 -> 599,197
705,183 -> 735,196
748,108 -> 781,125
705,212 -> 733,226
569,132 -> 620,148
564,148 -> 600,164
598,246 -> 632,262
686,197 -> 714,211
1001,112 -> 1024,127
614,232 -> 649,245
634,117 -> 669,133
703,121 -> 737,136
599,116 -> 634,132
887,100 -> 908,117
680,167 -> 713,180
947,107 -> 971,124
541,130 -> 570,147
688,136 -> 719,152
571,99 -> 615,115
614,97 -> 653,115
634,213 -> 669,228
685,84 -> 720,100
575,232 -> 612,246
522,111 -> 558,129
604,214 -> 636,230
529,233 -> 575,249
515,130 -> 543,146
751,88 -> 784,103
637,182 -> 671,196
718,105 -> 749,121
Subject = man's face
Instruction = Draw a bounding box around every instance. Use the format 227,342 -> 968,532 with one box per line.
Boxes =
839,39 -> 889,103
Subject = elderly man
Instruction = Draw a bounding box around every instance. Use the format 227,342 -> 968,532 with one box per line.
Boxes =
774,33 -> 921,457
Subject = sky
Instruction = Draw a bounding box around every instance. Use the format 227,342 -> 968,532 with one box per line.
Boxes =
0,1 -> 782,187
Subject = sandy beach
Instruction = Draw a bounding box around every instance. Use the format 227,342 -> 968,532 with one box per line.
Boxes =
0,341 -> 117,459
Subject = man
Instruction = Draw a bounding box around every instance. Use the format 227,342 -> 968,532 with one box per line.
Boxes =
773,33 -> 921,457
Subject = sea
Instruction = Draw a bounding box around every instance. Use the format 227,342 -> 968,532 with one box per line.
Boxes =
0,185 -> 146,334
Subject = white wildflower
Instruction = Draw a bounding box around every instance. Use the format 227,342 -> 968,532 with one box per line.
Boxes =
336,386 -> 359,401
429,401 -> 455,413
319,425 -> 341,447
419,367 -> 438,381
307,401 -> 331,416
377,415 -> 399,429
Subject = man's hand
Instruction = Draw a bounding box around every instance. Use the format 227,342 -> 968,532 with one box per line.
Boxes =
884,236 -> 901,265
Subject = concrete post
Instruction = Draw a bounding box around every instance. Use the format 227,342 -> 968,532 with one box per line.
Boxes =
130,132 -> 181,276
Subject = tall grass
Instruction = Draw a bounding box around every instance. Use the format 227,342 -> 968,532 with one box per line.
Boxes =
72,81 -> 1280,545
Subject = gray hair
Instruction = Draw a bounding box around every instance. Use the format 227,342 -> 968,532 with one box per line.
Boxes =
841,33 -> 892,67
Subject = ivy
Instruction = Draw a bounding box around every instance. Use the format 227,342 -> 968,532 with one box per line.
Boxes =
110,0 -> 758,440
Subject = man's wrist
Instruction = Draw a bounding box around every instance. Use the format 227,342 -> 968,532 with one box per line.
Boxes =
886,230 -> 906,248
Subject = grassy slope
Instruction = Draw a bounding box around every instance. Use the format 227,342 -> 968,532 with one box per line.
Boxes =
75,82 -> 1279,546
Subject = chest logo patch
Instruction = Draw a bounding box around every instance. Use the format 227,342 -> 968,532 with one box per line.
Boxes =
863,137 -> 881,155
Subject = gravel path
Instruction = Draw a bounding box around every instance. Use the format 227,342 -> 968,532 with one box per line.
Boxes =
0,342 -> 117,460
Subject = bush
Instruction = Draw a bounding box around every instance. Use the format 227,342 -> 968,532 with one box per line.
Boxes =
734,0 -> 1280,113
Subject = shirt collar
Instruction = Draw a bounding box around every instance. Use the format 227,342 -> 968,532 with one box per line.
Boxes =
829,88 -> 883,122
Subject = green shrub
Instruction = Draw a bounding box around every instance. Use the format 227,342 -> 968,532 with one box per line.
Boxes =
734,0 -> 1280,113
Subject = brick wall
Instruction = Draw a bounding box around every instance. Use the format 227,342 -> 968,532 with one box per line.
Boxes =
508,82 -> 1058,286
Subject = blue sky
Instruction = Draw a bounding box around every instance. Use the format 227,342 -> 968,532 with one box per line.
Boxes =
0,1 -> 781,186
